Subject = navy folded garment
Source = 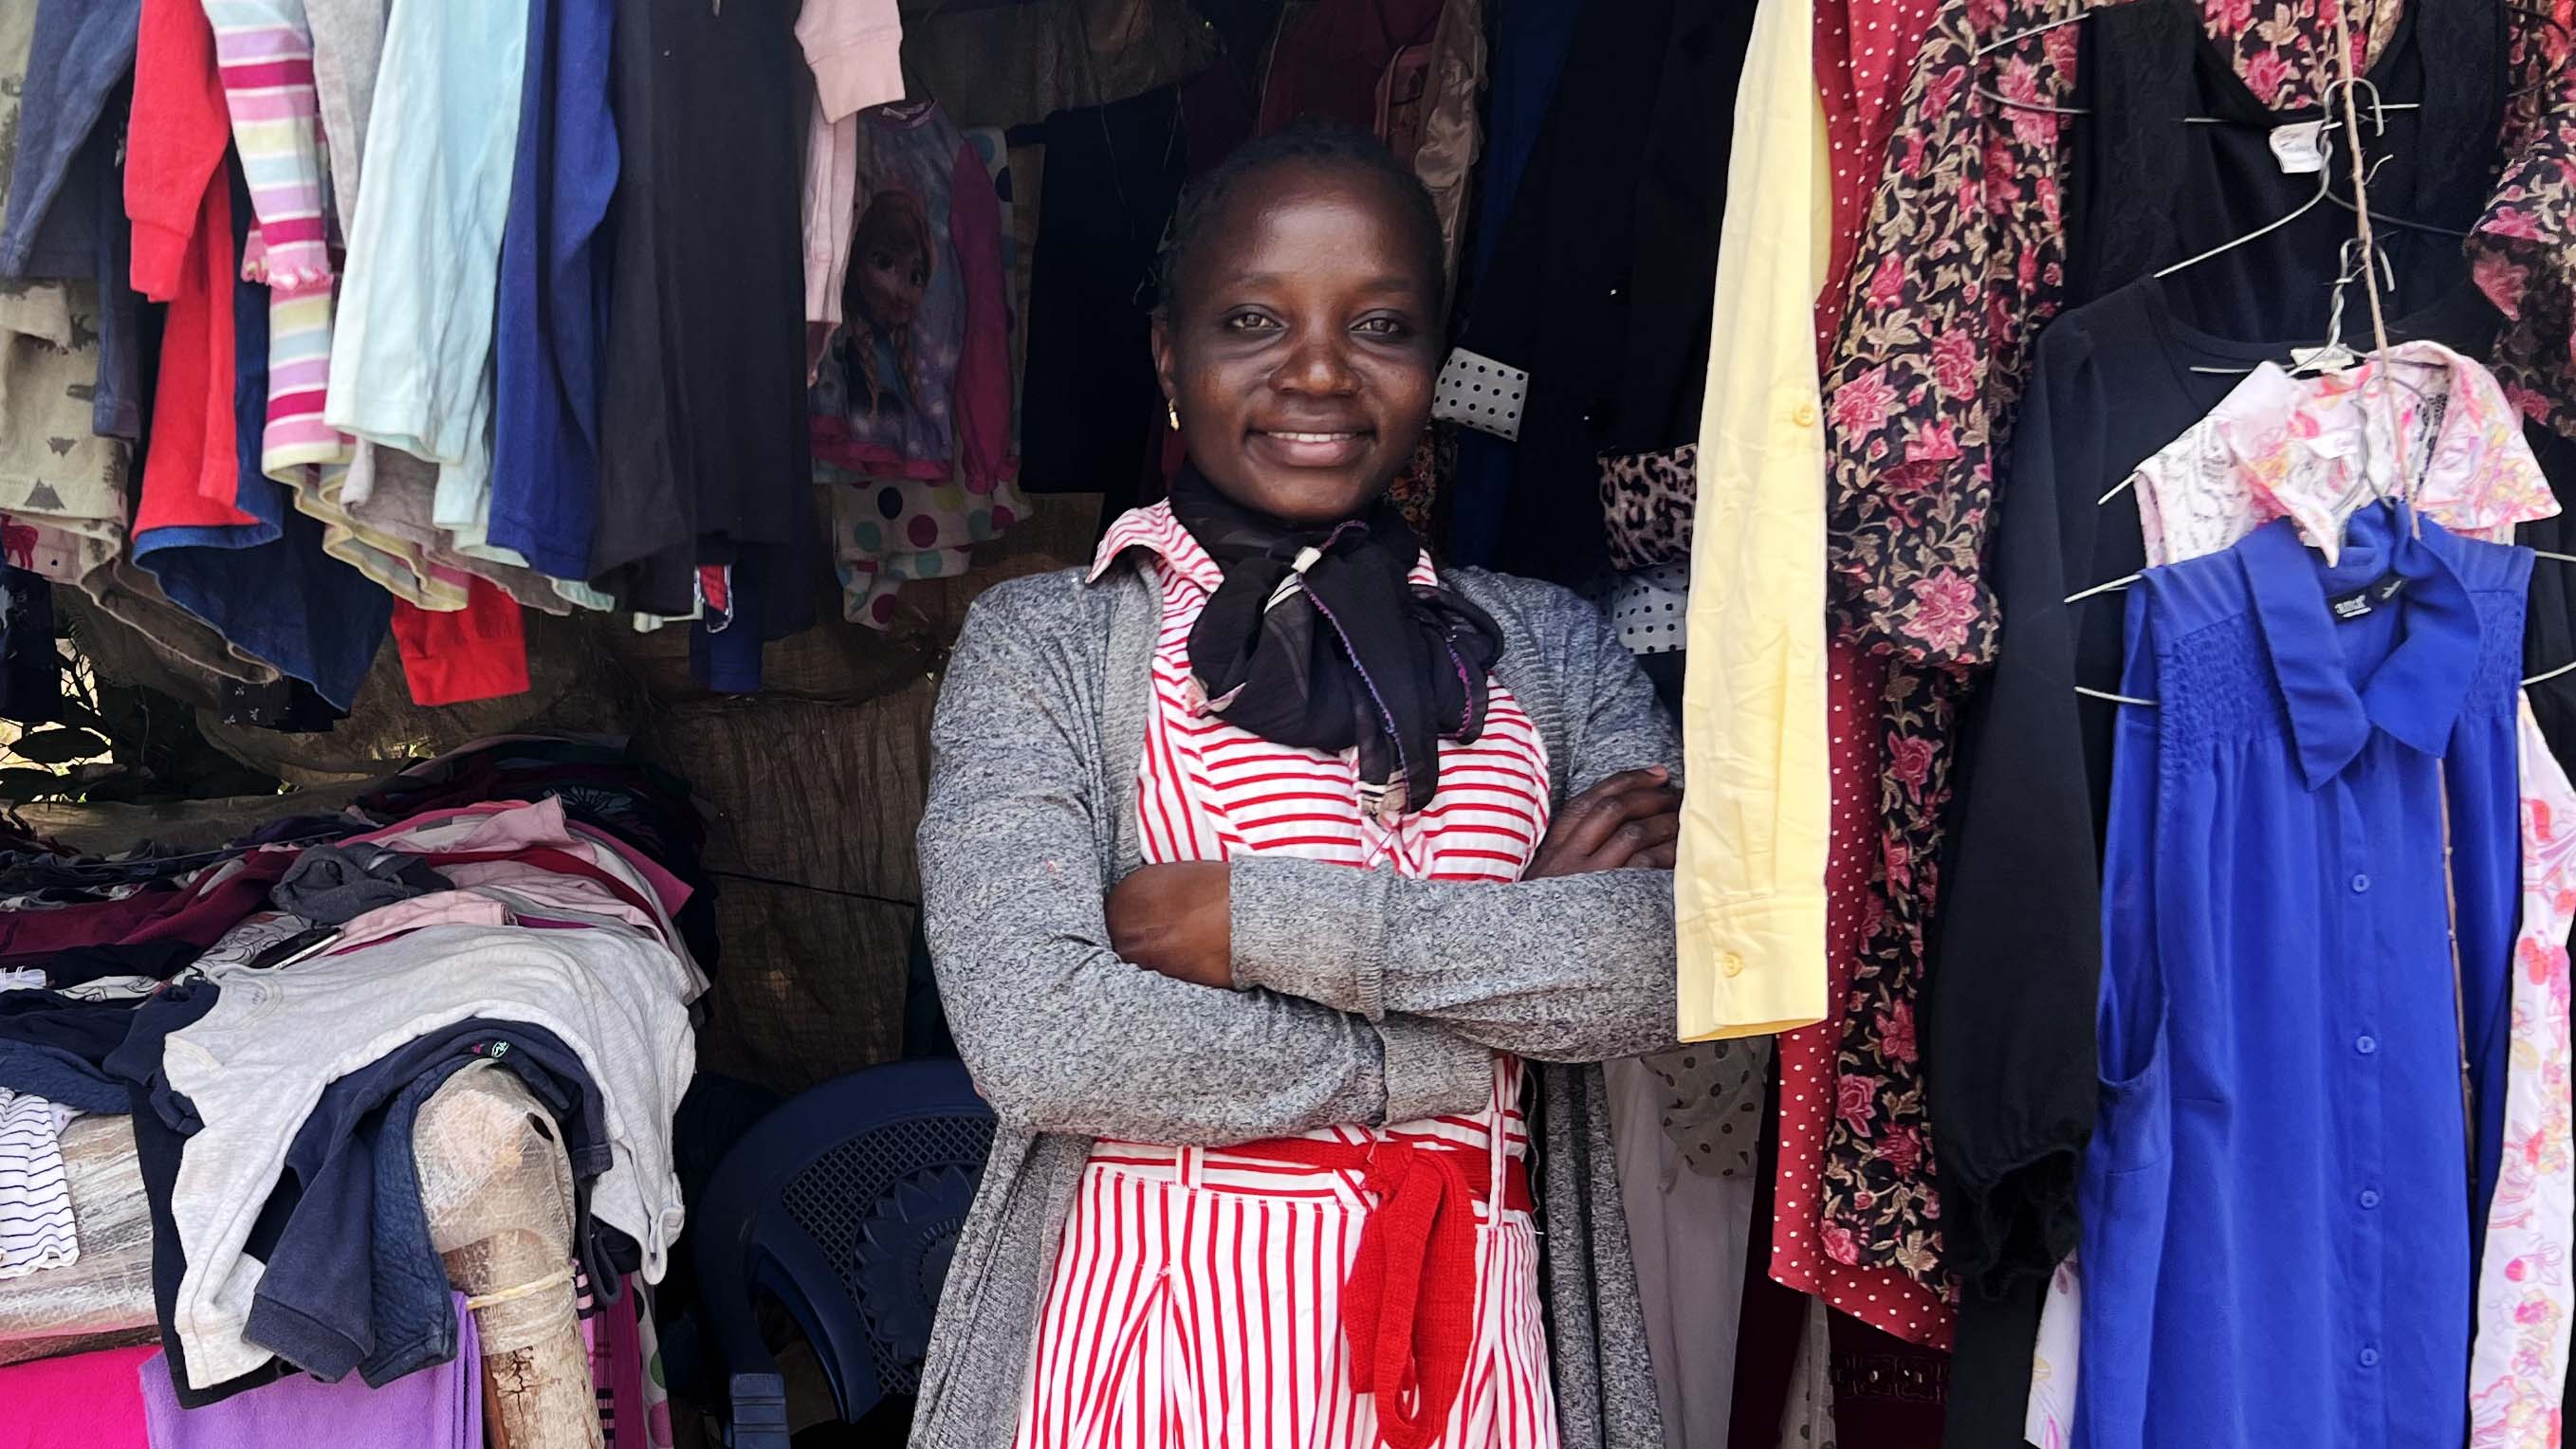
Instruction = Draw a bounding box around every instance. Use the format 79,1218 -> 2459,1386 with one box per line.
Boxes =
0,988 -> 143,1110
243,1019 -> 618,1385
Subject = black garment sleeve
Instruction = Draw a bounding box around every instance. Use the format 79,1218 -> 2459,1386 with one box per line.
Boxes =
1930,321 -> 2113,1449
1926,324 -> 2103,1300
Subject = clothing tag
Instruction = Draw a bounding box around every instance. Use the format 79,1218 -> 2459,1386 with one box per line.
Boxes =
2289,343 -> 2358,372
2327,571 -> 2406,621
2270,120 -> 2328,174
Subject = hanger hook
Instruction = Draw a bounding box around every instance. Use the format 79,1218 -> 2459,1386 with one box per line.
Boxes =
2323,74 -> 2388,134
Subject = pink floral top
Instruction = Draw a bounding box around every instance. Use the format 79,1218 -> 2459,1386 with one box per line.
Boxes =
2131,345 -> 2560,566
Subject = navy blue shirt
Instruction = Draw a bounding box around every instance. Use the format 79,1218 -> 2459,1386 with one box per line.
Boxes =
487,0 -> 617,578
2079,505 -> 2524,1449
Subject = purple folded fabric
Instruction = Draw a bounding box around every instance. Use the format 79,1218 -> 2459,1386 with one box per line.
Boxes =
138,1292 -> 482,1449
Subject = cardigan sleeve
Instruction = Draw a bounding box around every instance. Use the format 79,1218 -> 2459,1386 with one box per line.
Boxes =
1227,579 -> 1684,1065
919,580 -> 1494,1145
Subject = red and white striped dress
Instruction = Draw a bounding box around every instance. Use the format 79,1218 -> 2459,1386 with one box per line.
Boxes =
1010,505 -> 1560,1449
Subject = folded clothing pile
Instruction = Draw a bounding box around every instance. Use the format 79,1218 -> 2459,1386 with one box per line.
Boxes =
0,737 -> 708,1409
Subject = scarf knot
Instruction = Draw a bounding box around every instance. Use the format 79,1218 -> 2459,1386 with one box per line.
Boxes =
1168,467 -> 1505,816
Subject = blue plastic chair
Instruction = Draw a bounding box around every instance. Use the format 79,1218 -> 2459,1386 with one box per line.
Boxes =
692,1057 -> 997,1448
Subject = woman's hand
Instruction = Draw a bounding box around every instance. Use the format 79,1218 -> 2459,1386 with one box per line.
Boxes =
1526,766 -> 1682,878
1106,861 -> 1235,987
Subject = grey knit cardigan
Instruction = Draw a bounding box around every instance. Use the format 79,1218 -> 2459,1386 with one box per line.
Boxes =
912,554 -> 1684,1449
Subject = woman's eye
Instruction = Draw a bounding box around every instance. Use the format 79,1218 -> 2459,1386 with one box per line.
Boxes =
1354,317 -> 1410,338
1223,311 -> 1280,332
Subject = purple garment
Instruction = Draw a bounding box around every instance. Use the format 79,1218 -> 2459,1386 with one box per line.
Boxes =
136,1293 -> 482,1449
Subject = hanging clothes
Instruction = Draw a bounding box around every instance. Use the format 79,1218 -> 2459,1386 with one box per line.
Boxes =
1932,276 -> 2509,1441
1607,1046 -> 1765,1449
1444,0 -> 1673,581
2065,0 -> 2501,336
306,0 -> 382,240
594,0 -> 816,630
2008,348 -> 2571,1449
898,0 -> 1214,135
2467,704 -> 2576,1445
812,101 -> 1015,491
1820,0 -> 2509,1310
323,0 -> 529,558
798,0 -> 907,381
203,0 -> 347,491
133,171 -> 390,709
1014,84 -> 1184,508
2468,14 -> 2576,446
0,90 -> 132,651
128,0 -> 248,541
1391,0 -> 1483,285
487,0 -> 618,581
1253,0 -> 1444,138
813,110 -> 1021,629
0,0 -> 146,442
2081,506 -> 2523,1449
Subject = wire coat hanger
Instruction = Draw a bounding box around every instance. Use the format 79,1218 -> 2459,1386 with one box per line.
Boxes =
2147,79 -> 2384,281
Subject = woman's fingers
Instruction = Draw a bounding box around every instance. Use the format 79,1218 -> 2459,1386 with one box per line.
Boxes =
1530,774 -> 1680,878
1542,774 -> 1677,860
1591,809 -> 1683,871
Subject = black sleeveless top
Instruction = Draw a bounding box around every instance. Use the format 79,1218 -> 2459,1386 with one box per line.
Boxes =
2067,0 -> 2508,332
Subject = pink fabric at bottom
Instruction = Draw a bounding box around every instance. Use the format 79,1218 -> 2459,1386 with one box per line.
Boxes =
0,1345 -> 156,1449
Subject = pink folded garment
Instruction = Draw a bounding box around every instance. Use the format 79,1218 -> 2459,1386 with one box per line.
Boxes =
0,1345 -> 157,1448
137,1293 -> 481,1449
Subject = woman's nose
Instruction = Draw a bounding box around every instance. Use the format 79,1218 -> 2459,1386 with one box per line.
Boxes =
1271,329 -> 1359,394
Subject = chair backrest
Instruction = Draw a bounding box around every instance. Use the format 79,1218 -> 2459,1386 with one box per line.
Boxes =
694,1057 -> 996,1441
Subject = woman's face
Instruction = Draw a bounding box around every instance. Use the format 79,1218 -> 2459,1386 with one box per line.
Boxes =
1152,161 -> 1441,527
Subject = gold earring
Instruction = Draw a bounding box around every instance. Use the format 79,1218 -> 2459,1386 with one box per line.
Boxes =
1168,401 -> 1180,431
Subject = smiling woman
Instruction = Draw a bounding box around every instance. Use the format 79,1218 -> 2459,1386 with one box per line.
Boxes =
914,119 -> 1686,1449
1150,126 -> 1445,526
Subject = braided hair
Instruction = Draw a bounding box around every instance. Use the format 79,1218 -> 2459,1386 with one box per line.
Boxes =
1150,117 -> 1446,321
844,188 -> 935,423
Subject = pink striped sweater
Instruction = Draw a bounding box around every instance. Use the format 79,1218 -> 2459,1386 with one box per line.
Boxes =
202,0 -> 347,477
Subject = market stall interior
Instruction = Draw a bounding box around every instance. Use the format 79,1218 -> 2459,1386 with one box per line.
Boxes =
3,0 -> 2575,1443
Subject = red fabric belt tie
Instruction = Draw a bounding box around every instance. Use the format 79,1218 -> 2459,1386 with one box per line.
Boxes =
1230,1137 -> 1532,1449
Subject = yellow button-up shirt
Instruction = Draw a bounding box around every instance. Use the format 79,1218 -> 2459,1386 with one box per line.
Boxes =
1675,0 -> 1831,1039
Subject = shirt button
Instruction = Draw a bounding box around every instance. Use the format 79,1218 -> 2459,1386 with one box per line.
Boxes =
2356,1034 -> 2379,1055
2358,1347 -> 2381,1368
2359,1187 -> 2382,1208
2350,872 -> 2371,893
1791,402 -> 1819,428
1720,950 -> 1747,979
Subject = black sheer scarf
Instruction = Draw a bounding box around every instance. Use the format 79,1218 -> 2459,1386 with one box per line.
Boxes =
1168,465 -> 1506,817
